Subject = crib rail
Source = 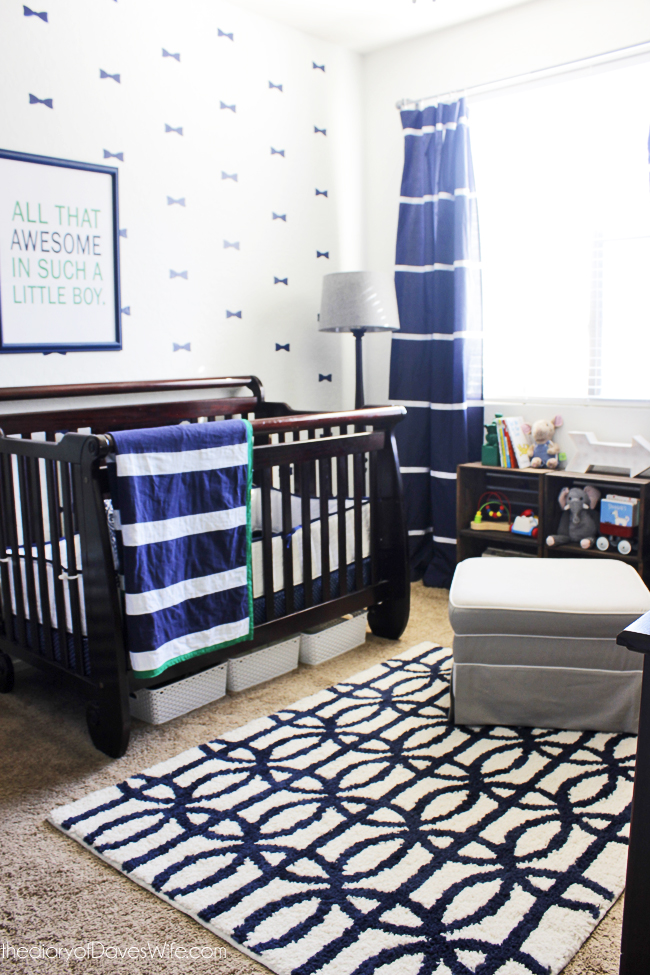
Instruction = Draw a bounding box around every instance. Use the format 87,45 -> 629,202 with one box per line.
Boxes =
0,375 -> 264,402
0,396 -> 260,437
250,406 -> 405,434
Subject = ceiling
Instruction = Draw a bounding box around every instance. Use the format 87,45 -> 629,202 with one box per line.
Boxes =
225,0 -> 537,54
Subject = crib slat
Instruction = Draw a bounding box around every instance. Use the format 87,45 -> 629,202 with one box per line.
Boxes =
280,464 -> 294,614
353,452 -> 364,591
336,454 -> 347,598
260,467 -> 275,622
319,458 -> 331,602
27,456 -> 54,660
1,455 -> 26,646
60,462 -> 85,674
322,427 -> 334,499
0,458 -> 15,641
300,461 -> 313,608
17,457 -> 40,653
369,450 -> 379,587
45,459 -> 70,669
307,428 -> 317,498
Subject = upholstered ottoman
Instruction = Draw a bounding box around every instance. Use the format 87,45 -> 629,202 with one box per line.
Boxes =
448,557 -> 650,733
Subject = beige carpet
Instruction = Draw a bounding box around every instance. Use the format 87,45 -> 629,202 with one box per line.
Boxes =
0,582 -> 623,974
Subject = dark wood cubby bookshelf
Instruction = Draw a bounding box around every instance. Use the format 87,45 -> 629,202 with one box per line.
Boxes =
457,462 -> 650,584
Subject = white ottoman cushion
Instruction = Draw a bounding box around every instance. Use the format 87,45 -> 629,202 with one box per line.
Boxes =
448,558 -> 650,733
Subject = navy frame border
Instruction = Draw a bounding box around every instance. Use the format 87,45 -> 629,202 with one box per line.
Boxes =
0,148 -> 122,355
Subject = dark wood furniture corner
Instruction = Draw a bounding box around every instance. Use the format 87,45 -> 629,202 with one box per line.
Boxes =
456,462 -> 546,562
456,463 -> 650,584
543,470 -> 650,584
616,612 -> 650,975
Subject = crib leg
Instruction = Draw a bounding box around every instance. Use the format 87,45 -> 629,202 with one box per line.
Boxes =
368,594 -> 410,641
0,652 -> 15,693
86,690 -> 130,758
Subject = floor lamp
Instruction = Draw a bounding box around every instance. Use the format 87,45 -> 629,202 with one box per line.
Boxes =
318,272 -> 400,409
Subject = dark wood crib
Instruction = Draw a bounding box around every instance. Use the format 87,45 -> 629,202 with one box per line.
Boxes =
0,377 -> 409,757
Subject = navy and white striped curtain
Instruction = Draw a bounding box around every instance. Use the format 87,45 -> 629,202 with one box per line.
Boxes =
390,98 -> 483,588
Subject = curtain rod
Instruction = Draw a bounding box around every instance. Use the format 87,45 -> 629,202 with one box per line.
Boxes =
396,39 -> 650,109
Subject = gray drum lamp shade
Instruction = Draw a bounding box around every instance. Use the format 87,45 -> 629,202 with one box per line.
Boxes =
318,272 -> 400,333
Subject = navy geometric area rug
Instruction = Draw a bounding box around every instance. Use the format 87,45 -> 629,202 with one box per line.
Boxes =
49,644 -> 635,975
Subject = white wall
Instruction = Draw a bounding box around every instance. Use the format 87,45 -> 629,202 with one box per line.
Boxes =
362,0 -> 650,451
0,0 -> 364,411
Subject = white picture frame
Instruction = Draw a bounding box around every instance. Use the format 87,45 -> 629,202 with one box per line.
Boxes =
0,149 -> 121,354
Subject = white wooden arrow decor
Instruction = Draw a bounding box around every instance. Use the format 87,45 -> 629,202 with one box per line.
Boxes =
566,431 -> 650,478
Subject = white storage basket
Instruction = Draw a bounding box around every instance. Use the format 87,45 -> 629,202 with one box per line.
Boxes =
300,611 -> 368,666
227,635 -> 300,693
129,661 -> 227,725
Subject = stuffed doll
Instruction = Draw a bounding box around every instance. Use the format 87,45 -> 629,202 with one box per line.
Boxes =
546,485 -> 601,549
522,416 -> 563,469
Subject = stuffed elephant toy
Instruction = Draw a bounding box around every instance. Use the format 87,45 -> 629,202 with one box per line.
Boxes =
546,485 -> 601,549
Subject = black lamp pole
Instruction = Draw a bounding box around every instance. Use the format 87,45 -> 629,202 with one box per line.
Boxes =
351,327 -> 366,409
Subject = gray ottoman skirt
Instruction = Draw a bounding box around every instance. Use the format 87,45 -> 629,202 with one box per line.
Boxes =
448,560 -> 650,734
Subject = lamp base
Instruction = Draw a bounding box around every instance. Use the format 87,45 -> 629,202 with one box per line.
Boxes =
351,328 -> 366,410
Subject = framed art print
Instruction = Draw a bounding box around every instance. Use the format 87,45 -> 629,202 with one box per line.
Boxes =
0,149 -> 121,353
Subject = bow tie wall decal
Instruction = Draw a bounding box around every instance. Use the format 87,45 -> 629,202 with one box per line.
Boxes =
271,148 -> 285,157
220,101 -> 236,112
272,213 -> 287,221
315,188 -> 328,197
275,343 -> 290,352
165,124 -> 183,135
121,306 -> 130,315
314,126 -> 327,136
274,277 -> 288,285
162,49 -> 180,61
173,342 -> 191,351
119,228 -> 127,238
24,6 -> 48,21
269,81 -> 283,91
319,374 -> 332,382
313,62 -> 325,71
103,149 -> 123,161
218,28 -> 233,40
226,310 -> 242,319
167,196 -> 185,206
29,94 -> 53,108
222,172 -> 238,181
317,251 -> 329,259
100,70 -> 120,83
169,270 -> 188,279
224,240 -> 240,250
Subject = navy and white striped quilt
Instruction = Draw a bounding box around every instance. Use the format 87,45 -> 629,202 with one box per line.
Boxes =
107,420 -> 253,679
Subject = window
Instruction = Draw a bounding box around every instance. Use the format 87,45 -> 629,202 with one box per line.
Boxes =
469,58 -> 650,402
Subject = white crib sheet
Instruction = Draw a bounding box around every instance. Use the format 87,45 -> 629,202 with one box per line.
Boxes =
3,495 -> 370,635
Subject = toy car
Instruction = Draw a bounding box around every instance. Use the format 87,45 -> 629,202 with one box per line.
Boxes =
511,509 -> 539,537
596,534 -> 634,555
597,494 -> 638,556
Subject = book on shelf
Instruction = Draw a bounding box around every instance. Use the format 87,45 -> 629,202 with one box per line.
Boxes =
496,417 -> 509,467
503,416 -> 531,469
503,425 -> 518,469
